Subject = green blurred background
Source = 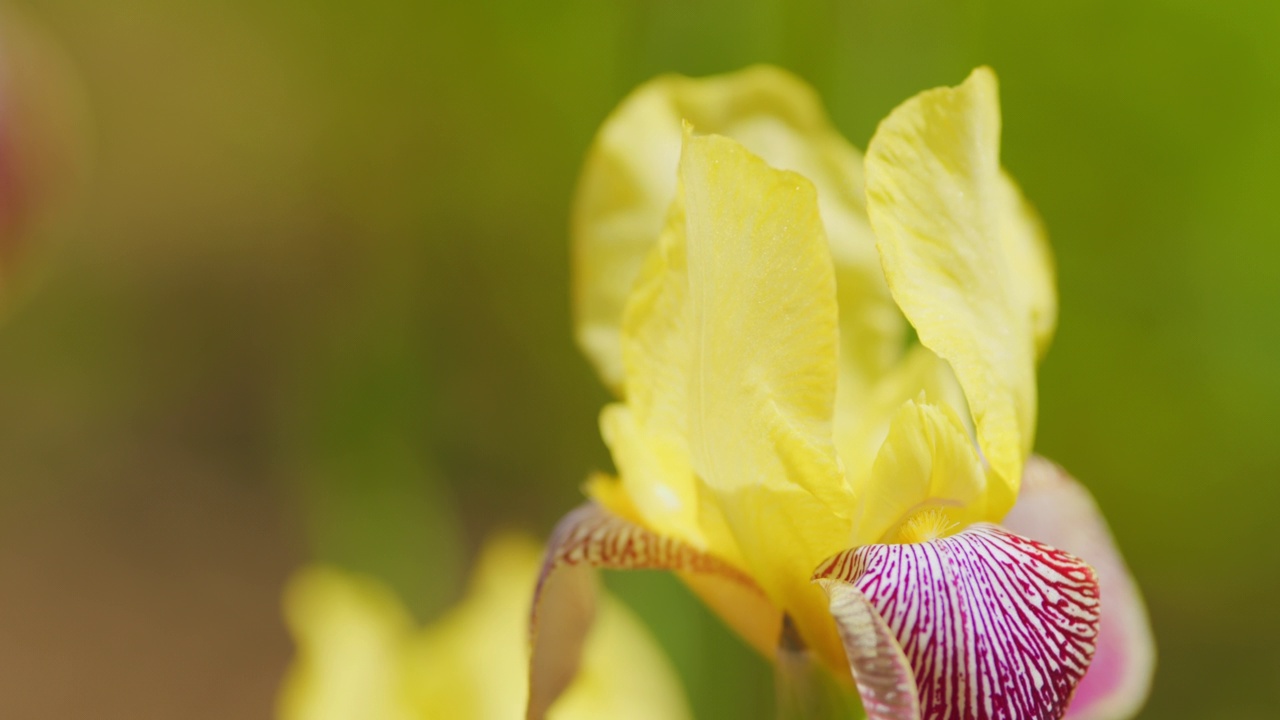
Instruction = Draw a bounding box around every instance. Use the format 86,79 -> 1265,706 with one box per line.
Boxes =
0,0 -> 1275,717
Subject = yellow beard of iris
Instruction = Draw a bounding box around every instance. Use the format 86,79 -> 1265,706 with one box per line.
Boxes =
894,507 -> 959,545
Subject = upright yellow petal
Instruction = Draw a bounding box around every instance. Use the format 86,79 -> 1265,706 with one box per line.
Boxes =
678,132 -> 848,519
835,342 -> 968,495
604,189 -> 721,553
851,397 -> 993,547
675,131 -> 852,666
998,171 -> 1058,358
865,67 -> 1036,507
572,66 -> 903,403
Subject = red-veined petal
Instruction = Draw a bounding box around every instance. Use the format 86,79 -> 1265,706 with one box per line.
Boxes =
814,524 -> 1099,720
1003,457 -> 1155,720
528,502 -> 778,720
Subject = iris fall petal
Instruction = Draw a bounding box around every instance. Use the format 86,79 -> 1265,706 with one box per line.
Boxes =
814,525 -> 1100,720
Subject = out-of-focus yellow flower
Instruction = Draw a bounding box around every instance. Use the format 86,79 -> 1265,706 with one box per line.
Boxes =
532,66 -> 1153,720
278,535 -> 690,720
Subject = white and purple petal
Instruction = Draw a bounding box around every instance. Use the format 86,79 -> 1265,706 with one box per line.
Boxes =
815,524 -> 1100,720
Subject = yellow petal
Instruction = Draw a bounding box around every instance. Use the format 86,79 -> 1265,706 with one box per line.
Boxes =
604,190 -> 726,554
572,66 -> 903,401
998,171 -> 1058,358
581,472 -> 643,524
835,343 -> 967,497
865,66 -> 1036,506
676,132 -> 848,516
277,567 -> 419,720
553,592 -> 693,720
598,402 -> 706,546
647,130 -> 851,668
852,397 -> 993,546
279,536 -> 691,720
409,535 -> 691,720
407,536 -> 536,719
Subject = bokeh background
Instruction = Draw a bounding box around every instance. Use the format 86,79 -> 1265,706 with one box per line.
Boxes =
0,0 -> 1276,717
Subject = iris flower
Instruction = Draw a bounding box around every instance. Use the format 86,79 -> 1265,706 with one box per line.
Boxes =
531,67 -> 1154,720
279,535 -> 690,720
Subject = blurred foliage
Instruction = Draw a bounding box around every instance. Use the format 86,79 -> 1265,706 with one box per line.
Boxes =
1,0 -> 1279,717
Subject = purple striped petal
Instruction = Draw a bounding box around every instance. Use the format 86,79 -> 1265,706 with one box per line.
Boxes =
814,524 -> 1100,720
528,502 -> 775,719
1003,457 -> 1155,720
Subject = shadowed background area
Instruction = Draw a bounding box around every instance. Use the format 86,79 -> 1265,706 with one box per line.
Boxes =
0,0 -> 1275,717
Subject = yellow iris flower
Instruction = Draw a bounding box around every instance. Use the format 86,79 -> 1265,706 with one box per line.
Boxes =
278,535 -> 690,720
535,67 -> 1153,720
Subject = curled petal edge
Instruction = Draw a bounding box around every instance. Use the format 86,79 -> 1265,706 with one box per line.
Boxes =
527,502 -> 779,720
811,578 -> 921,720
814,524 -> 1100,720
